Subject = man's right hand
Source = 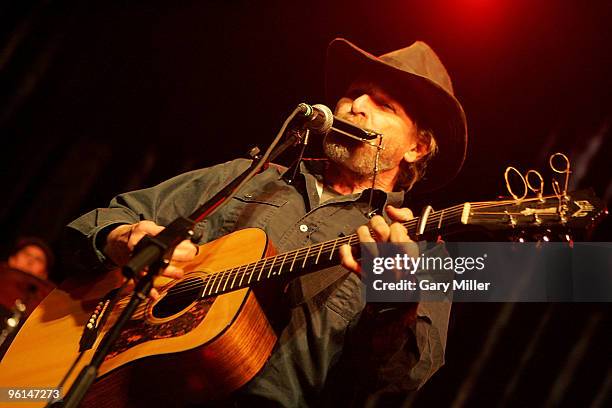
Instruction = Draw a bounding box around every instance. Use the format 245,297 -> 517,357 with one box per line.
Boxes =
103,221 -> 198,298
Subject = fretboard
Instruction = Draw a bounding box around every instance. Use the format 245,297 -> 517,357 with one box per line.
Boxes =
198,203 -> 468,298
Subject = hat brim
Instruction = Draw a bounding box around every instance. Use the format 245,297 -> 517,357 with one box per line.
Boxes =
325,38 -> 467,192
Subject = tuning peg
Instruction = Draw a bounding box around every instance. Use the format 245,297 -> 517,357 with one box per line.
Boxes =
530,228 -> 552,243
560,232 -> 574,248
542,228 -> 553,242
511,231 -> 528,243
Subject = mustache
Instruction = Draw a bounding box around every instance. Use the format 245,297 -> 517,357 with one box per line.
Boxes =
334,113 -> 368,128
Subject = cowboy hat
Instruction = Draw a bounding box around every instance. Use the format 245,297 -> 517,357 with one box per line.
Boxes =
325,38 -> 467,192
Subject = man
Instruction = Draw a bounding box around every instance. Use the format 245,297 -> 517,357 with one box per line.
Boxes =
66,38 -> 467,406
4,236 -> 54,280
0,237 -> 55,359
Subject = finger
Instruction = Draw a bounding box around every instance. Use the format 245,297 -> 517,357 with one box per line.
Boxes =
389,222 -> 411,243
149,288 -> 160,300
369,215 -> 391,242
386,205 -> 414,222
134,219 -> 164,236
103,224 -> 135,265
161,264 -> 184,279
339,244 -> 362,275
123,276 -> 159,300
172,240 -> 199,262
389,222 -> 420,261
127,221 -> 165,250
356,225 -> 376,243
356,225 -> 380,260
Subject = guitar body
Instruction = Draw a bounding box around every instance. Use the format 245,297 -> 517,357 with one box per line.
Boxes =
0,228 -> 277,407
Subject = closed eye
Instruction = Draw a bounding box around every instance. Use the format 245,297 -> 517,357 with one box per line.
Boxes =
382,102 -> 396,112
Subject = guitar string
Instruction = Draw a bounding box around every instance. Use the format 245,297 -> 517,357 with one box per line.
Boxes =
143,199 -> 542,304
143,202 -> 494,303
130,197 -> 559,308
149,205 -> 463,300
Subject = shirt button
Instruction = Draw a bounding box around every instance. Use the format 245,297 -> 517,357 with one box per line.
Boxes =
299,224 -> 309,232
244,193 -> 253,199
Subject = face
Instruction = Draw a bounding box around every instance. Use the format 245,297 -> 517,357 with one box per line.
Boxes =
8,245 -> 48,280
323,80 -> 421,177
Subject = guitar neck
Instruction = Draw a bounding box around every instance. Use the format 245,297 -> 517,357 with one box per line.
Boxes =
192,189 -> 605,299
198,203 -> 468,298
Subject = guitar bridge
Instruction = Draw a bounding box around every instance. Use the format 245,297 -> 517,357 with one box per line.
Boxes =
79,287 -> 120,352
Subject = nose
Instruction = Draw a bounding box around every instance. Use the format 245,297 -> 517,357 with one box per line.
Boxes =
350,94 -> 374,117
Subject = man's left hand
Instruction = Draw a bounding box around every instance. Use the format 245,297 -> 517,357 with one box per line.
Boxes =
339,205 -> 417,276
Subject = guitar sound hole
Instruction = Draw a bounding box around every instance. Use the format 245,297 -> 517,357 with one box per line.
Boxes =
152,277 -> 204,318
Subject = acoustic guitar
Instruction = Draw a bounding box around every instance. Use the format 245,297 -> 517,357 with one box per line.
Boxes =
0,191 -> 604,407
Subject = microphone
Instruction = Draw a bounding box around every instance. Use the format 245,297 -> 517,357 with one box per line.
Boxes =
296,103 -> 334,133
296,103 -> 381,141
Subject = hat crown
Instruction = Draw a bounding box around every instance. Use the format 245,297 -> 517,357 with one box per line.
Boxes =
379,41 -> 454,96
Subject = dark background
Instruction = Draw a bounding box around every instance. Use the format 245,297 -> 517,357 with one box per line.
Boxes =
0,0 -> 610,406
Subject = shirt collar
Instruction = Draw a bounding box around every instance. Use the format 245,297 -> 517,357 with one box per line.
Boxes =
282,159 -> 406,212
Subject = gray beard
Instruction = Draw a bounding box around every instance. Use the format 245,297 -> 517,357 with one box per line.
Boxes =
322,134 -> 398,177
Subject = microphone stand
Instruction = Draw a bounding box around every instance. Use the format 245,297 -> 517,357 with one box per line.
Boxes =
55,105 -> 307,408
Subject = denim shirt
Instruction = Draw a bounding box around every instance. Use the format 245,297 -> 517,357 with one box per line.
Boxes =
66,158 -> 450,407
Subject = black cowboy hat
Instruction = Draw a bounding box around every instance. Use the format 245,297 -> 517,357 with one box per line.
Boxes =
325,38 -> 468,192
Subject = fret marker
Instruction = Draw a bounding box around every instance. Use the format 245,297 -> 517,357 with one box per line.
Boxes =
267,256 -> 277,278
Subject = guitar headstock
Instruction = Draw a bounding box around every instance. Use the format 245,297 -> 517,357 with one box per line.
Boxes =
463,153 -> 607,239
466,189 -> 607,232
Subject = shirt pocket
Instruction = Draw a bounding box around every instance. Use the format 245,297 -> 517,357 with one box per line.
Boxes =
324,272 -> 364,322
221,193 -> 289,233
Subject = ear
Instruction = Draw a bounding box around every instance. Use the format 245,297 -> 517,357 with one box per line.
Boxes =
403,140 -> 430,163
